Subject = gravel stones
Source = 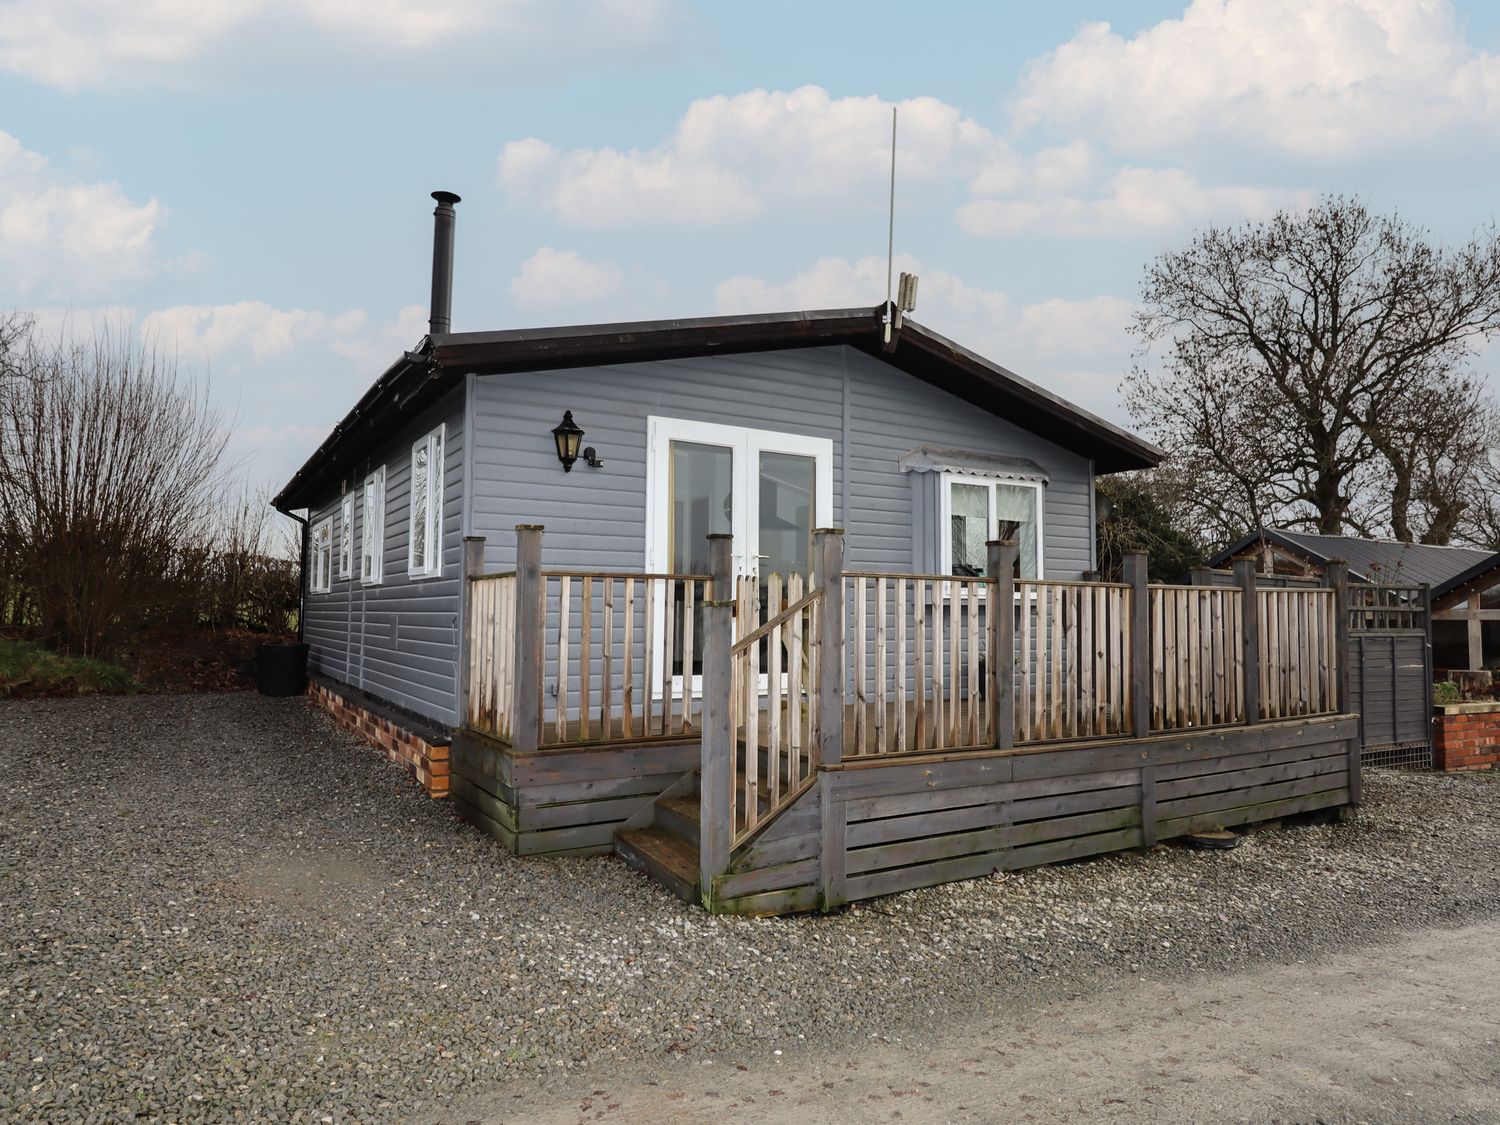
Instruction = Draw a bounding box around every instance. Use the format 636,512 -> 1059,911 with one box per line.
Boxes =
2,692 -> 1498,1122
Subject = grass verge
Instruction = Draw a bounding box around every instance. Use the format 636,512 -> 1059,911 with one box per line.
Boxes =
0,638 -> 137,698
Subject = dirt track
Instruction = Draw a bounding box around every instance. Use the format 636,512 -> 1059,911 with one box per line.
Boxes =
466,919 -> 1500,1124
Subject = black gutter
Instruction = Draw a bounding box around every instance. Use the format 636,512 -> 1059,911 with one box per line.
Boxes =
272,345 -> 435,511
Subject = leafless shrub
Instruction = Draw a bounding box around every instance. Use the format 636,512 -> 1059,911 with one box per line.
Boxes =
196,487 -> 300,633
0,323 -> 228,656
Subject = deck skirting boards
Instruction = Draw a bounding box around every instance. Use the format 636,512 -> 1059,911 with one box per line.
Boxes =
705,713 -> 1360,915
450,730 -> 698,856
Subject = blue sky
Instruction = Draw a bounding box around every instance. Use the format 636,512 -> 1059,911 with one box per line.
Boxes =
5,0 -> 1500,496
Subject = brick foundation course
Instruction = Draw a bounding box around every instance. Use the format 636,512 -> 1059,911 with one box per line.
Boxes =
1433,702 -> 1500,772
307,680 -> 451,796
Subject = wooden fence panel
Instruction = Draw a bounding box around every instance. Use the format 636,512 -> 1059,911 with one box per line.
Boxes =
1257,588 -> 1338,721
1015,581 -> 1132,743
1150,586 -> 1245,730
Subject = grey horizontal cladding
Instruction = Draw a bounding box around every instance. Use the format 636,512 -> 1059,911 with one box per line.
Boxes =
302,386 -> 465,727
469,347 -> 845,570
468,345 -> 1095,580
843,347 -> 1094,577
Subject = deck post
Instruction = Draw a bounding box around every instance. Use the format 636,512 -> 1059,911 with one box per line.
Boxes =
459,536 -> 485,728
511,525 -> 544,754
699,534 -> 734,896
1188,565 -> 1215,587
988,540 -> 1018,749
1326,559 -> 1359,805
1123,551 -> 1151,740
812,529 -> 846,909
812,528 -> 846,769
1233,557 -> 1260,726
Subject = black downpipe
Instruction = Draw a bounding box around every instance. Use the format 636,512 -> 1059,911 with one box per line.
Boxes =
275,505 -> 310,643
429,191 -> 461,336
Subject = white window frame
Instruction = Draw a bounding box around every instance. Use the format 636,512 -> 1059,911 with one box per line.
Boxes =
309,516 -> 333,594
938,473 -> 1045,582
338,493 -> 354,580
407,425 -> 445,579
361,466 -> 385,586
644,415 -> 834,698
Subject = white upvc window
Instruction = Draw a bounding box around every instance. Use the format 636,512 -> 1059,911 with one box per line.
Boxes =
310,517 -> 333,593
940,474 -> 1044,580
408,425 -> 445,579
338,494 -> 354,579
361,466 -> 385,585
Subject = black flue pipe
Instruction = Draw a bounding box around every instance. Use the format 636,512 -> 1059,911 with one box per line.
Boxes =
429,190 -> 461,336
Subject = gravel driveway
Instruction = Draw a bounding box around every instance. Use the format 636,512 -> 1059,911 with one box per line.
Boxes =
2,693 -> 1498,1123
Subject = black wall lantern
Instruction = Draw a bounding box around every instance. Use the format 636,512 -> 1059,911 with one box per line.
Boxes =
551,411 -> 604,471
552,411 -> 583,471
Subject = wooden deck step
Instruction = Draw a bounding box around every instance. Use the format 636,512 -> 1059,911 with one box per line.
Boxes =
615,827 -> 699,905
655,793 -> 701,847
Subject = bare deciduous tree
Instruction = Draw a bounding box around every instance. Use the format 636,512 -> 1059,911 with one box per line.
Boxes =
1128,197 -> 1500,546
0,324 -> 228,655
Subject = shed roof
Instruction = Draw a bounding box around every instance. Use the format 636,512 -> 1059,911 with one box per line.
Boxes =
1207,528 -> 1495,587
273,306 -> 1163,510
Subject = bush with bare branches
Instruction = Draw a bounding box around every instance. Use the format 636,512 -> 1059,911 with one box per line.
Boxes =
0,324 -> 229,656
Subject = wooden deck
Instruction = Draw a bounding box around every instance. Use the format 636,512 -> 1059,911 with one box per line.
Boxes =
453,527 -> 1360,915
451,711 -> 1360,913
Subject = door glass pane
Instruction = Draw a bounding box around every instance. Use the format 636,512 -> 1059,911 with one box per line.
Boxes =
995,484 -> 1039,579
950,483 -> 988,577
671,441 -> 732,677
758,452 -> 814,580
670,442 -> 733,573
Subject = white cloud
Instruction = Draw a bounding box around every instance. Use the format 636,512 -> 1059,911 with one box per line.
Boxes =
510,247 -> 624,306
136,300 -> 435,490
500,83 -> 1309,239
499,85 -> 1005,227
0,132 -> 163,297
142,301 -> 367,362
0,0 -> 685,90
959,166 -> 1305,239
1013,0 -> 1500,157
715,254 -> 1010,325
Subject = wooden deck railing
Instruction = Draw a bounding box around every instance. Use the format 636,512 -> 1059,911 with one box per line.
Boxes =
464,528 -> 1355,879
730,574 -> 821,843
844,573 -> 992,756
543,570 -> 712,744
466,572 -> 517,740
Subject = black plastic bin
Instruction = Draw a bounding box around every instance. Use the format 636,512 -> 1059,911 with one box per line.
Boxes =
256,642 -> 309,697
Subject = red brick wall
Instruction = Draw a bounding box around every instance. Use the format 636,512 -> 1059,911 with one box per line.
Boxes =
307,681 -> 450,797
1433,704 -> 1500,772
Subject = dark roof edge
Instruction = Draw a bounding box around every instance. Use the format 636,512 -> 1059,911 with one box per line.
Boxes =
1205,529 -> 1358,576
274,305 -> 1163,509
1432,551 -> 1500,606
894,318 -> 1163,472
272,345 -> 435,511
430,305 -> 875,350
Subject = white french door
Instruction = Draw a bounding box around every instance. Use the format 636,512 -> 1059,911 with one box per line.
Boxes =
645,416 -> 834,692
